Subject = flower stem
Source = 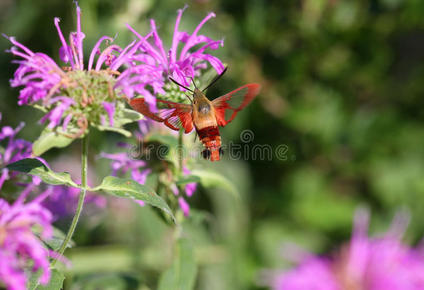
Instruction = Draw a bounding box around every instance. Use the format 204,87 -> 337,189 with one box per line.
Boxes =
178,128 -> 183,173
52,134 -> 89,265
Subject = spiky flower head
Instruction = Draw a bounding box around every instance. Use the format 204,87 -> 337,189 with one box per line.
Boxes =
269,210 -> 424,290
7,4 -> 143,155
118,5 -> 225,111
0,190 -> 54,290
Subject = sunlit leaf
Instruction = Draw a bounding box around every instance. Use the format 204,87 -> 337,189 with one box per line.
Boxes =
28,269 -> 65,290
92,176 -> 175,222
71,273 -> 139,290
176,175 -> 201,186
94,124 -> 132,137
145,133 -> 179,148
45,227 -> 75,251
33,128 -> 75,156
32,226 -> 74,251
6,158 -> 78,187
119,108 -> 144,125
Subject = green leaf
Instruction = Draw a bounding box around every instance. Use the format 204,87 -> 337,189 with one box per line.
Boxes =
93,109 -> 142,137
92,176 -> 175,222
176,175 -> 201,186
37,269 -> 65,290
144,133 -> 181,166
45,227 -> 75,251
158,238 -> 197,290
33,128 -> 75,156
71,273 -> 139,290
119,108 -> 144,125
145,133 -> 179,148
6,158 -> 78,187
94,124 -> 132,137
191,169 -> 239,199
32,226 -> 75,251
28,269 -> 65,290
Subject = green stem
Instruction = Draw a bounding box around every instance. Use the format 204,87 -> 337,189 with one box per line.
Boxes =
52,134 -> 89,265
176,129 -> 185,229
178,128 -> 183,173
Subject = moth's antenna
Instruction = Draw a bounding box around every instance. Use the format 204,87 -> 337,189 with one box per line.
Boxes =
202,67 -> 228,92
169,77 -> 193,92
190,77 -> 198,90
185,93 -> 193,103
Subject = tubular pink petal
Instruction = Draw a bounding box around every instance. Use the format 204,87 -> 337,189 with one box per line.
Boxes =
62,113 -> 73,131
126,24 -> 163,65
7,36 -> 35,57
110,40 -> 143,71
108,40 -> 136,69
15,183 -> 36,205
94,44 -> 121,71
180,12 -> 216,60
194,53 -> 225,74
69,33 -> 81,70
76,5 -> 84,69
192,40 -> 224,55
150,19 -> 168,66
59,46 -> 70,63
9,48 -> 32,60
171,5 -> 188,63
178,197 -> 190,217
88,36 -> 113,70
54,17 -> 74,68
102,101 -> 115,126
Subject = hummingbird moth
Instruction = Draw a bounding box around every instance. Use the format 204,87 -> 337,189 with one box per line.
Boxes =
129,68 -> 261,161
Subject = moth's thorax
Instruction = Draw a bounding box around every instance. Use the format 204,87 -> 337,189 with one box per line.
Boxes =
192,89 -> 216,129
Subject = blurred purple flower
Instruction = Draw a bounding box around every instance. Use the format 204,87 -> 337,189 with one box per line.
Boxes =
6,4 -> 141,133
117,5 -> 225,111
0,190 -> 54,290
272,256 -> 339,290
0,116 -> 42,190
99,151 -> 151,184
100,143 -> 197,216
178,197 -> 190,217
135,119 -> 153,139
42,185 -> 106,220
183,165 -> 197,197
39,97 -> 76,129
100,149 -> 151,208
102,102 -> 115,127
0,116 -> 31,166
270,210 -> 424,290
39,156 -> 107,220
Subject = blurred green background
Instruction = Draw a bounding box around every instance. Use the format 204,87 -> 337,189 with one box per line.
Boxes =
2,0 -> 424,289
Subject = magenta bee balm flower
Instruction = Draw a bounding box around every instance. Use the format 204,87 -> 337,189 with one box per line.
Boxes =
100,129 -> 198,216
0,190 -> 54,290
42,184 -> 106,220
182,165 -> 197,197
0,115 -> 43,191
99,151 -> 151,185
270,210 -> 424,290
6,3 -> 143,153
117,5 -> 225,111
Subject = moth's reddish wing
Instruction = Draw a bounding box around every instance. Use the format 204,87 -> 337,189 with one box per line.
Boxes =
129,98 -> 194,133
212,83 -> 261,127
